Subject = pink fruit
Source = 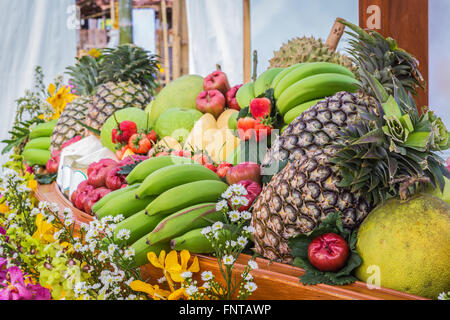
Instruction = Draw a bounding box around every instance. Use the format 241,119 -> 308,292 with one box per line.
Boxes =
233,180 -> 262,212
226,162 -> 261,185
105,166 -> 127,191
74,184 -> 94,211
87,159 -> 118,187
83,187 -> 111,215
250,98 -> 272,119
119,154 -> 148,166
204,70 -> 231,95
196,90 -> 226,119
225,85 -> 243,111
46,157 -> 59,174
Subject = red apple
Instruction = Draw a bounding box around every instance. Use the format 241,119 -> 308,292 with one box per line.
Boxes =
196,90 -> 226,119
46,157 -> 60,174
308,233 -> 350,272
204,70 -> 231,94
225,85 -> 243,111
226,162 -> 261,185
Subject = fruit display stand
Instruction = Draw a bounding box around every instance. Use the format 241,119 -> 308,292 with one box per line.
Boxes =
34,182 -> 427,301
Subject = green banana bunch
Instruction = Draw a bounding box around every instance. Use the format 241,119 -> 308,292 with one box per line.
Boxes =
126,155 -> 196,185
92,184 -> 140,214
96,187 -> 155,219
22,148 -> 51,166
271,63 -> 304,90
273,62 -> 354,99
24,137 -> 51,151
147,203 -> 223,245
145,180 -> 228,217
135,163 -> 221,198
29,120 -> 57,139
283,98 -> 324,124
170,227 -> 214,253
114,209 -> 165,245
277,73 -> 360,115
131,236 -> 170,267
254,68 -> 284,97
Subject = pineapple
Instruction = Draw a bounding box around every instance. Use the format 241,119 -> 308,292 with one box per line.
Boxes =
84,45 -> 159,132
269,36 -> 355,71
51,55 -> 100,151
251,20 -> 447,264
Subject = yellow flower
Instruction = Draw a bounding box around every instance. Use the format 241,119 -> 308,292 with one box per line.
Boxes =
129,280 -> 171,300
46,84 -> 78,120
32,213 -> 59,243
168,288 -> 189,300
88,48 -> 101,59
0,202 -> 10,214
147,250 -> 199,283
27,179 -> 37,191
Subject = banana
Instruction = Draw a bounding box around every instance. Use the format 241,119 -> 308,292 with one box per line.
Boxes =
29,120 -> 57,139
236,82 -> 255,109
126,156 -> 196,185
22,148 -> 51,166
147,203 -> 223,245
254,68 -> 284,97
114,209 -> 166,245
171,227 -> 233,253
274,62 -> 354,99
270,63 -> 304,90
24,137 -> 51,151
170,228 -> 214,253
146,180 -> 228,217
131,235 -> 170,267
96,188 -> 155,219
283,98 -> 324,124
276,73 -> 360,115
135,163 -> 221,198
92,184 -> 140,214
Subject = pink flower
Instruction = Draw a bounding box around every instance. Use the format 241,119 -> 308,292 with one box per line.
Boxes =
0,267 -> 50,300
446,157 -> 450,171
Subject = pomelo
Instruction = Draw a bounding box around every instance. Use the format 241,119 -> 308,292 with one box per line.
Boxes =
150,75 -> 204,123
100,108 -> 152,152
355,193 -> 450,299
154,108 -> 203,144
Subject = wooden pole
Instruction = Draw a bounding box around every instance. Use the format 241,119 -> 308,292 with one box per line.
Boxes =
243,0 -> 251,83
172,0 -> 181,80
119,0 -> 133,44
161,0 -> 170,85
326,18 -> 346,52
358,0 -> 429,111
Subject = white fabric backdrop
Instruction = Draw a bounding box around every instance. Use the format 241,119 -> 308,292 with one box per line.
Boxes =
0,0 -> 77,164
186,0 -> 243,87
132,8 -> 156,54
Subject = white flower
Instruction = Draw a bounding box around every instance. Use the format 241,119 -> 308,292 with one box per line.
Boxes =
64,218 -> 73,227
221,188 -> 233,199
231,184 -> 247,196
237,236 -> 248,247
202,281 -> 211,289
113,287 -> 121,295
243,225 -> 255,234
185,285 -> 198,296
212,221 -> 224,231
223,255 -> 235,265
243,273 -> 253,281
91,283 -> 102,290
125,278 -> 135,287
7,213 -> 16,221
127,294 -> 137,300
248,260 -> 258,270
241,211 -> 252,220
55,250 -> 63,258
157,276 -> 167,284
73,242 -> 84,252
123,247 -> 135,259
108,243 -> 118,255
116,229 -> 131,240
74,281 -> 87,296
437,292 -> 449,300
98,251 -> 109,262
47,215 -> 55,224
228,210 -> 240,222
30,208 -> 40,217
180,271 -> 192,279
51,202 -> 59,212
201,271 -> 214,281
226,240 -> 237,248
230,196 -> 243,207
114,214 -> 125,223
79,223 -> 89,231
63,207 -> 72,216
201,226 -> 212,236
244,282 -> 257,292
215,200 -> 228,211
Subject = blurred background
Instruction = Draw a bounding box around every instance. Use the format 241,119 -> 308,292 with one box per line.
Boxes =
0,0 -> 448,162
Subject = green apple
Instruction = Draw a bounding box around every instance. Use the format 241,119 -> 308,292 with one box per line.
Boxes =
155,108 -> 203,144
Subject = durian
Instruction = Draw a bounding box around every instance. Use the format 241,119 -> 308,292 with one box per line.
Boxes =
269,36 -> 354,71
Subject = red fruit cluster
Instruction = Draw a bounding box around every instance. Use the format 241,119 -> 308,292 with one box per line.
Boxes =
46,135 -> 82,174
112,121 -> 137,144
237,98 -> 273,142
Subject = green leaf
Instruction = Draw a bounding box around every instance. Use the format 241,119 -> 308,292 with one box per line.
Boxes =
381,95 -> 402,118
405,131 -> 431,149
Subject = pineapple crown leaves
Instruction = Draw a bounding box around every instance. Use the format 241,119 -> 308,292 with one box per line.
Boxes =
338,19 -> 425,97
65,55 -> 102,96
288,211 -> 362,286
99,44 -> 160,94
331,67 -> 450,204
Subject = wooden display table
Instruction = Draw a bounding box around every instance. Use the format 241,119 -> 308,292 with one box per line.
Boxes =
35,183 -> 427,300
